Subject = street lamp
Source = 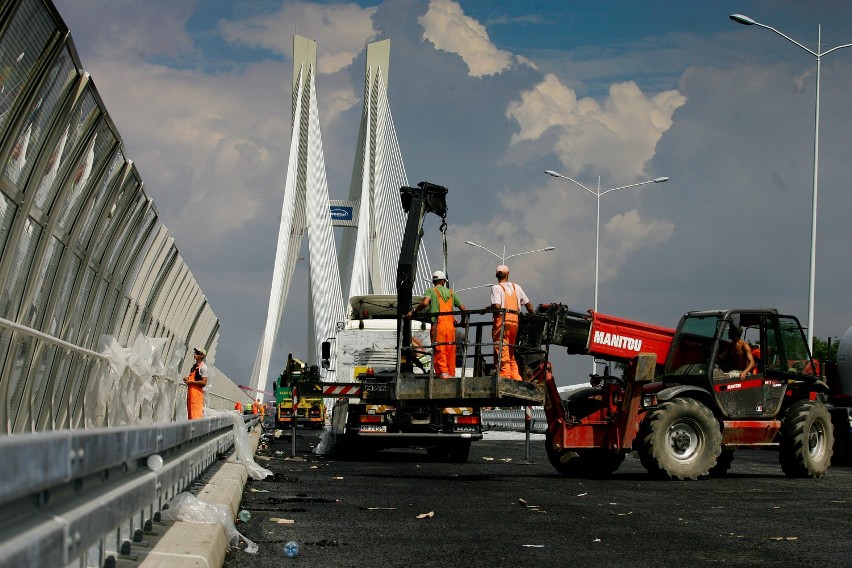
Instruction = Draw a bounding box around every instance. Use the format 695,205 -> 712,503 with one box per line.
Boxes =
730,14 -> 852,349
463,241 -> 555,264
544,170 -> 669,315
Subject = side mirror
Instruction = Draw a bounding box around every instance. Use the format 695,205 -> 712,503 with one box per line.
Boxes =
321,341 -> 331,360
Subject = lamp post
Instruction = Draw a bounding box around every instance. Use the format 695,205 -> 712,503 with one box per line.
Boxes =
464,241 -> 556,264
730,14 -> 851,350
544,170 -> 669,315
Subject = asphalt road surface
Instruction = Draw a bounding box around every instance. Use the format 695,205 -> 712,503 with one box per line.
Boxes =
224,429 -> 851,568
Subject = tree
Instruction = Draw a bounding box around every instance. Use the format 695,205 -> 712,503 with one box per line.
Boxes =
812,337 -> 838,364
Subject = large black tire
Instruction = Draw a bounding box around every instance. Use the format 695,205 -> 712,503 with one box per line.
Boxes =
543,387 -> 625,477
427,440 -> 471,463
708,449 -> 735,477
779,399 -> 833,478
446,440 -> 471,463
563,387 -> 605,420
637,398 -> 721,480
545,431 -> 625,477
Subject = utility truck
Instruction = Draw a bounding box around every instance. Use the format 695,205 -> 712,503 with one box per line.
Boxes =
322,182 -> 544,461
273,354 -> 326,430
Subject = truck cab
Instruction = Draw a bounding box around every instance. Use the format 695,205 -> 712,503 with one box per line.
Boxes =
661,309 -> 825,420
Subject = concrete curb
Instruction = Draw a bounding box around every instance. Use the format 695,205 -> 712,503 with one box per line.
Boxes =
139,425 -> 262,568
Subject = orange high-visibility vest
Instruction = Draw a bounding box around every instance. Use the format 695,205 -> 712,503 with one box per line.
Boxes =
432,288 -> 457,378
186,364 -> 205,419
493,283 -> 521,380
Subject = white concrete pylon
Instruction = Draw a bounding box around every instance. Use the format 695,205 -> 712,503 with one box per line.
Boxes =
250,36 -> 345,392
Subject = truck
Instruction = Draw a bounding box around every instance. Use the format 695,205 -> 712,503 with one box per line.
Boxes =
322,182 -> 545,461
273,354 -> 327,430
525,305 -> 835,479
825,325 -> 852,465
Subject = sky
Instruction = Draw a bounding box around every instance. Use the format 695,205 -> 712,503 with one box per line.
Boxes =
52,0 -> 852,390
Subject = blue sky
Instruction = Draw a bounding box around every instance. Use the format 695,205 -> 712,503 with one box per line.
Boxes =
53,0 -> 852,388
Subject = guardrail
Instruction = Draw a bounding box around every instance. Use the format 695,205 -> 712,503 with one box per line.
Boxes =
481,407 -> 547,433
0,414 -> 257,567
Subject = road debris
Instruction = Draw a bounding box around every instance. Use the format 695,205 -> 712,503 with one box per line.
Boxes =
269,517 -> 295,524
416,511 -> 435,519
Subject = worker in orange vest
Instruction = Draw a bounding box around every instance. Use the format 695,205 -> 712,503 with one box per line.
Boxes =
408,270 -> 466,379
183,347 -> 208,419
491,265 -> 534,380
252,399 -> 260,415
234,401 -> 243,413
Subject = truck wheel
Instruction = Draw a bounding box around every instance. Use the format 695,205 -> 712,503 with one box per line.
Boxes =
638,398 -> 721,480
446,440 -> 471,463
545,431 -> 624,477
708,449 -> 735,477
427,441 -> 471,463
779,399 -> 833,478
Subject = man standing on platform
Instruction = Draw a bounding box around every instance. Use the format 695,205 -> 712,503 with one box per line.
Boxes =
183,347 -> 208,419
408,270 -> 466,379
491,265 -> 534,380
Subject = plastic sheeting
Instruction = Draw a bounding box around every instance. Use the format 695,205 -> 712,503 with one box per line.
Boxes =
314,425 -> 334,455
161,492 -> 258,554
87,334 -> 183,427
88,333 -> 249,427
206,408 -> 273,480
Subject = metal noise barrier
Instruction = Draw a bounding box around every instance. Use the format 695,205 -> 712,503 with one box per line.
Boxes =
481,408 -> 547,433
0,415 -> 257,568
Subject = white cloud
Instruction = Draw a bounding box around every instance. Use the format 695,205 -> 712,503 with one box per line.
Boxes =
600,209 -> 674,281
507,73 -> 686,180
419,0 -> 517,77
87,58 -> 292,244
218,1 -> 377,74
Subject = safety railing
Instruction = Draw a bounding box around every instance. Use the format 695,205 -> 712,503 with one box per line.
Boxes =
0,413 -> 257,568
407,306 -> 542,379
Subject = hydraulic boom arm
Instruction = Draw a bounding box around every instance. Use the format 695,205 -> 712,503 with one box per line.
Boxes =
396,181 -> 448,362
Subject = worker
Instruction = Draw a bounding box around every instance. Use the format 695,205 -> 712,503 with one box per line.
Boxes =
407,270 -> 466,379
491,264 -> 534,380
750,343 -> 762,375
183,347 -> 208,419
252,398 -> 260,415
234,401 -> 243,413
718,325 -> 755,379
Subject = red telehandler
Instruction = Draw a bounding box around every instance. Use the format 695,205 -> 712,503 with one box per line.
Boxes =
519,305 -> 834,480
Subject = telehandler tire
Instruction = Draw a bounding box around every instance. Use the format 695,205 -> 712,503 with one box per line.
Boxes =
638,398 -> 721,480
779,399 -> 833,478
708,449 -> 735,477
545,431 -> 624,477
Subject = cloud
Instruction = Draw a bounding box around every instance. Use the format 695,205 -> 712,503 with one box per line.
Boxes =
507,73 -> 686,180
601,209 -> 674,281
419,0 -> 519,77
218,1 -> 377,74
57,1 -> 199,61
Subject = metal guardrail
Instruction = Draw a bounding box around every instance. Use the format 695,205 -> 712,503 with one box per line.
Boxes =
0,415 -> 257,567
481,407 -> 547,433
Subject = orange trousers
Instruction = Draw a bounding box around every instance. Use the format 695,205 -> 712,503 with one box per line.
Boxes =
187,386 -> 204,419
493,321 -> 521,380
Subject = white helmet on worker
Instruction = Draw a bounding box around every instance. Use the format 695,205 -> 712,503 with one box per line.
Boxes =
432,270 -> 446,282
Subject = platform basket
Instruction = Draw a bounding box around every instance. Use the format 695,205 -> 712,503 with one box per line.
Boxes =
517,312 -> 549,349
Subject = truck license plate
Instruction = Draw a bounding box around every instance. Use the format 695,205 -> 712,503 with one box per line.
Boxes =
360,424 -> 387,433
